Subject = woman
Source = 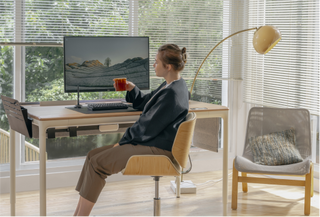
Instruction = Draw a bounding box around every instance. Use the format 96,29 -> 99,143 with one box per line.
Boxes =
74,44 -> 189,216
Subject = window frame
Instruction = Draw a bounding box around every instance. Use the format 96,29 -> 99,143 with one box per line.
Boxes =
0,0 -> 230,180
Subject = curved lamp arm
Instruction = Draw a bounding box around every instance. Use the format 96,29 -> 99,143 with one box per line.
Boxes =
189,26 -> 281,94
189,27 -> 257,94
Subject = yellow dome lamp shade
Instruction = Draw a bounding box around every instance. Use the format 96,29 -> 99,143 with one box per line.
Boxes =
190,25 -> 281,94
253,25 -> 282,54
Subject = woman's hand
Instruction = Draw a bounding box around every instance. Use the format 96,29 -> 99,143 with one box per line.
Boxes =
113,143 -> 119,147
126,81 -> 135,91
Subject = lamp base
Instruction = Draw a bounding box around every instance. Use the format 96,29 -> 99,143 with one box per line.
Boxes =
170,180 -> 196,194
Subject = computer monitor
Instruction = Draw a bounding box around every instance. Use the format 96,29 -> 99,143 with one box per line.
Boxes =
63,36 -> 149,93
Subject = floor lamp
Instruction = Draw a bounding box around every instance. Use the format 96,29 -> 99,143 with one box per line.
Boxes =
190,25 -> 282,94
185,25 -> 281,215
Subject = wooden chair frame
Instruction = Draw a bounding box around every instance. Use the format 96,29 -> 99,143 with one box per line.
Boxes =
231,159 -> 314,215
122,112 -> 197,216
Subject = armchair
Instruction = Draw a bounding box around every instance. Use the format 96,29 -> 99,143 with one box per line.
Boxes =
232,107 -> 314,215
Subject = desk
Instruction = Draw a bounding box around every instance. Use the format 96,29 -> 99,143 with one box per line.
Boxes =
9,100 -> 229,216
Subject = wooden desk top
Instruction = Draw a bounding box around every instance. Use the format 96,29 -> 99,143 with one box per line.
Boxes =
24,100 -> 228,121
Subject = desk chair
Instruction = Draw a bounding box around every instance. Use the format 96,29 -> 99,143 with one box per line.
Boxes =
232,107 -> 313,215
122,112 -> 196,216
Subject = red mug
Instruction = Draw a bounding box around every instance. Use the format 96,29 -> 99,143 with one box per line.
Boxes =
113,78 -> 127,91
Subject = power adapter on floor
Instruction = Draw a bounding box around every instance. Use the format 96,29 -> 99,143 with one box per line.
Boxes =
170,180 -> 197,194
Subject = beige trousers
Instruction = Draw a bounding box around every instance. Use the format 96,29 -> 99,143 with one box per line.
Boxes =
75,144 -> 174,203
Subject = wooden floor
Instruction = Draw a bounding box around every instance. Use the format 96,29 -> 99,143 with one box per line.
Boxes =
0,171 -> 319,216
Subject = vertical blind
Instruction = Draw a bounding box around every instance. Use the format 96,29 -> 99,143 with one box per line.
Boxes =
244,0 -> 320,116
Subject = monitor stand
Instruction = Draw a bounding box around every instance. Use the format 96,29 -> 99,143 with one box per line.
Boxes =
74,85 -> 82,108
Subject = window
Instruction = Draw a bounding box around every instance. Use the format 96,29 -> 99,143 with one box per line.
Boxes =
0,0 -> 130,165
0,0 -> 228,169
136,0 -> 229,148
0,46 -> 13,165
244,0 -> 319,116
23,46 -> 126,161
137,0 -> 228,103
0,1 -> 14,165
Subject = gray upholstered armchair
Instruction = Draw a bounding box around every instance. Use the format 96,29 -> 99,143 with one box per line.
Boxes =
232,107 -> 313,215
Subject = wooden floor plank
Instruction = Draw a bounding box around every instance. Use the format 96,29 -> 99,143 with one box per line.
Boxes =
0,171 -> 319,216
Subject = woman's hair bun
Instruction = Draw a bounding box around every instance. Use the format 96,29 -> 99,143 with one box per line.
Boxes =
158,44 -> 188,71
181,47 -> 187,64
181,47 -> 187,54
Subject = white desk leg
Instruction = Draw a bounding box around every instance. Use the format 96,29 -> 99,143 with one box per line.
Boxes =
10,128 -> 16,216
39,123 -> 47,216
222,113 -> 228,216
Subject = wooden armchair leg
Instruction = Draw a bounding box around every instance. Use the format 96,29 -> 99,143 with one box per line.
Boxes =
242,172 -> 248,192
231,160 -> 239,210
304,163 -> 312,216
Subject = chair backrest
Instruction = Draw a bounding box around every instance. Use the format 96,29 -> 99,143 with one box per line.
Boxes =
172,112 -> 197,169
243,107 -> 311,160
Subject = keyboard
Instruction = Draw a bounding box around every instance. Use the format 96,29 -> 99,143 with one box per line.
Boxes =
87,103 -> 129,111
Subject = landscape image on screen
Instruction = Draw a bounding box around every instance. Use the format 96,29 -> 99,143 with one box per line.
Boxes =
64,37 -> 149,92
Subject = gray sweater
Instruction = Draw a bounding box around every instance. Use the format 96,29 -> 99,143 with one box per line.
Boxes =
119,78 -> 189,151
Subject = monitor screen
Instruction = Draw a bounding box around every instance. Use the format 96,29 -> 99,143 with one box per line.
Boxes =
64,36 -> 149,92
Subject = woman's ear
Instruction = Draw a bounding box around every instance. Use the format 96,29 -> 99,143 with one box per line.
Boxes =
166,64 -> 172,71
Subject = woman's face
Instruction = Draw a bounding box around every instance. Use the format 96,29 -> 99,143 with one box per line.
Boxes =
153,53 -> 169,78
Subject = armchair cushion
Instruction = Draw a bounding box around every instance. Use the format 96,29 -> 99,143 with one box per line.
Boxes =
248,128 -> 303,166
234,156 -> 310,175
